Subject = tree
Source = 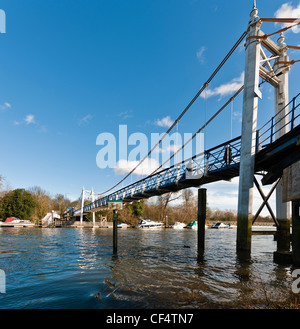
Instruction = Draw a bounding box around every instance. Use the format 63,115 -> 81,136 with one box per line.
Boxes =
181,189 -> 195,221
132,200 -> 144,218
0,189 -> 36,221
28,186 -> 52,220
0,175 -> 12,198
157,192 -> 180,224
52,194 -> 71,217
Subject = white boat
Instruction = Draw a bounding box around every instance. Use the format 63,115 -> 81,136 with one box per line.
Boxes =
170,222 -> 186,229
136,218 -> 163,229
210,222 -> 230,229
117,223 -> 128,229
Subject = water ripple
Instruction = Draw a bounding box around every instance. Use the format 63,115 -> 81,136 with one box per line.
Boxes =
0,227 -> 294,309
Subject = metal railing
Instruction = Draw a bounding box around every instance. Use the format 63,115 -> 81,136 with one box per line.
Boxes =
257,93 -> 300,148
81,136 -> 242,213
77,94 -> 299,214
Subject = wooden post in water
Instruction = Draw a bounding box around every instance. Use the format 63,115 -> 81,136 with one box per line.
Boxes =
198,188 -> 207,254
113,210 -> 118,254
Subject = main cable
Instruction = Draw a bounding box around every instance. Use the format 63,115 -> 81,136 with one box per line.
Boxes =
150,85 -> 245,175
100,31 -> 247,195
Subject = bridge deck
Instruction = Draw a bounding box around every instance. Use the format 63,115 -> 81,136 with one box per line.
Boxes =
69,94 -> 299,216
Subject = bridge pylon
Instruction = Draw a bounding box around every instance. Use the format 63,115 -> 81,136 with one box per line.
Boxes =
237,3 -> 292,255
237,3 -> 261,253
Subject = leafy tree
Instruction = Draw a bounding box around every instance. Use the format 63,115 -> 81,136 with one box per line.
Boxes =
0,189 -> 36,221
132,200 -> 144,218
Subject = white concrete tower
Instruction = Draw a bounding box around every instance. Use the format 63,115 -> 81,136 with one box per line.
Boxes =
91,187 -> 96,226
80,186 -> 85,225
274,32 -> 291,222
237,2 -> 262,252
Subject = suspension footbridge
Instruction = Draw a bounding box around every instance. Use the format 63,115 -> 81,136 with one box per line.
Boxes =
65,3 -> 300,264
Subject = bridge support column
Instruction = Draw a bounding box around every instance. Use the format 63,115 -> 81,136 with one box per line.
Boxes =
274,33 -> 291,259
292,201 -> 300,266
80,186 -> 85,225
237,4 -> 261,254
197,188 -> 207,255
113,210 -> 118,254
91,187 -> 96,226
273,218 -> 291,264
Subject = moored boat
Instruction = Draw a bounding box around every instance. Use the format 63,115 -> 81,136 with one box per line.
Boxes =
170,222 -> 186,229
186,220 -> 197,230
117,223 -> 128,228
136,218 -> 163,229
210,222 -> 230,229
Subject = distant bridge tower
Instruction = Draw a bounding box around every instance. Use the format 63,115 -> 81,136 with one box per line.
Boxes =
237,2 -> 291,254
80,186 -> 100,226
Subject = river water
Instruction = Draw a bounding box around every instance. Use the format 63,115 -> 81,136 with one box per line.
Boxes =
0,227 -> 296,309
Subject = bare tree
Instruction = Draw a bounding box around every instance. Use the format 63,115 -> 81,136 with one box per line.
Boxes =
158,192 -> 181,225
28,186 -> 52,220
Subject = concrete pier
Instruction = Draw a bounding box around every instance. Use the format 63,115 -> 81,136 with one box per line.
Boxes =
237,4 -> 261,253
273,218 -> 292,264
271,33 -> 292,264
292,201 -> 300,266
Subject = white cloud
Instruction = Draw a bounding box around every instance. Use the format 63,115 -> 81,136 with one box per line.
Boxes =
275,3 -> 300,33
166,144 -> 181,153
196,46 -> 206,64
202,72 -> 244,99
13,113 -> 47,132
78,114 -> 92,126
155,116 -> 173,128
114,158 -> 160,176
25,114 -> 35,124
118,110 -> 133,120
0,102 -> 11,110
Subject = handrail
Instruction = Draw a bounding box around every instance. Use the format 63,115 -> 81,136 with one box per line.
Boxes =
75,93 -> 300,214
257,93 -> 300,147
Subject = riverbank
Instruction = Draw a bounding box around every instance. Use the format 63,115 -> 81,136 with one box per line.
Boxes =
0,220 -> 276,229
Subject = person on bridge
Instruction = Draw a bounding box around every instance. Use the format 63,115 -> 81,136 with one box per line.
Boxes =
224,145 -> 232,165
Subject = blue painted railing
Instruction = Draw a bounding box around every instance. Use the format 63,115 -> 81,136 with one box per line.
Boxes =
257,93 -> 300,148
72,94 -> 299,215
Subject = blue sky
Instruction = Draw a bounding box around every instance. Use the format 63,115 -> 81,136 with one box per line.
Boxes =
0,0 -> 299,214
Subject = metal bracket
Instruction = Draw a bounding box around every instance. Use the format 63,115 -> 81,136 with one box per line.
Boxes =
252,176 -> 280,227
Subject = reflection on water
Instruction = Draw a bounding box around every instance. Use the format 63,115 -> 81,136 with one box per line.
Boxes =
0,227 -> 295,309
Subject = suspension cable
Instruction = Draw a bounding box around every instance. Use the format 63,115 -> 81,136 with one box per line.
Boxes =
99,31 -> 247,195
150,85 -> 245,175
